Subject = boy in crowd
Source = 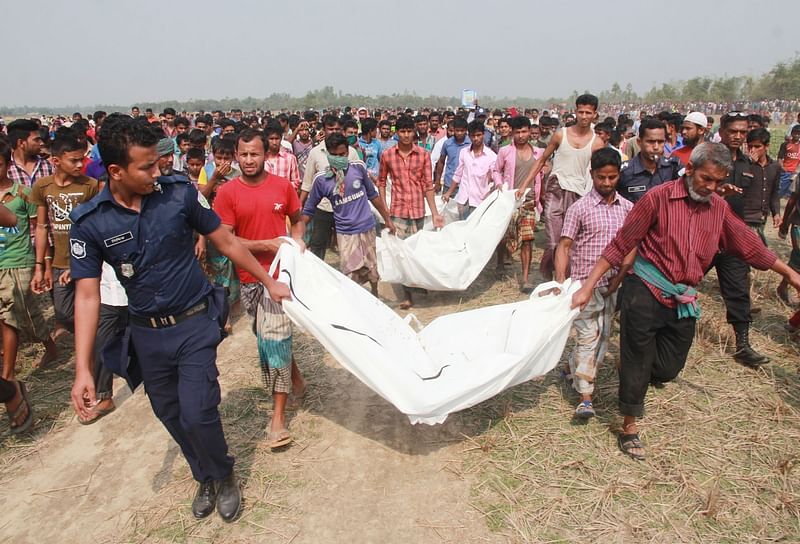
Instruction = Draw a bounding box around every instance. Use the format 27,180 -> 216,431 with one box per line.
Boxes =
303,133 -> 395,296
777,124 -> 800,198
0,136 -> 59,382
31,129 -> 99,337
555,148 -> 633,418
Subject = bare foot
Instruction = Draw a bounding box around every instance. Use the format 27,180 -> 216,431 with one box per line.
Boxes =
33,342 -> 59,369
398,300 -> 413,310
52,327 -> 69,341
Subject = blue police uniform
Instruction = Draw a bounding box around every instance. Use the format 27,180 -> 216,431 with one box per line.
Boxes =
69,175 -> 234,483
617,154 -> 682,203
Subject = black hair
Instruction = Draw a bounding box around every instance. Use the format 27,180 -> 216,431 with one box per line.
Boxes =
97,114 -> 160,168
575,93 -> 599,110
590,147 -> 622,171
429,111 -> 441,121
395,116 -> 415,131
219,119 -> 236,130
792,125 -> 800,134
361,118 -> 378,134
450,116 -> 468,130
263,122 -> 283,139
0,134 -> 11,162
414,114 -> 428,124
188,129 -> 207,146
325,133 -> 348,152
667,113 -> 683,130
707,116 -> 715,124
509,116 -> 531,130
378,119 -> 391,129
176,133 -> 190,145
93,111 -> 107,124
212,135 -> 236,156
595,122 -> 613,134
609,130 -> 624,148
467,120 -> 484,135
321,114 -> 340,128
185,147 -> 205,162
174,116 -> 190,128
6,119 -> 40,149
747,114 -> 765,127
163,107 -> 176,116
638,118 -> 667,139
720,112 -> 748,128
276,113 -> 289,124
288,114 -> 300,130
236,128 -> 266,151
342,119 -> 359,131
746,127 -> 770,145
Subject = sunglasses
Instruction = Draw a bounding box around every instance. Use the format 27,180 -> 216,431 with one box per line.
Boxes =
726,111 -> 748,117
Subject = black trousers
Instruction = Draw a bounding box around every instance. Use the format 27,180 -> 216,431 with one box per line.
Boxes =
93,304 -> 129,399
309,210 -> 335,261
619,276 -> 696,417
712,251 -> 751,325
0,377 -> 15,403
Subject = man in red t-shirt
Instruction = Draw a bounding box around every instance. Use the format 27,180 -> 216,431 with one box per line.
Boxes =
214,129 -> 306,450
778,125 -> 800,197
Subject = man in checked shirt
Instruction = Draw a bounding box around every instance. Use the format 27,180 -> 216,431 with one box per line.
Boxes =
571,143 -> 800,461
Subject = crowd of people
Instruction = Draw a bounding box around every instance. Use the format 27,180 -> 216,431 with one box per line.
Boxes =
0,93 -> 799,521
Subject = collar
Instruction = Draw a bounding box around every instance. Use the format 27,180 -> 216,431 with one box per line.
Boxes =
588,188 -> 621,206
469,145 -> 488,157
0,181 -> 20,200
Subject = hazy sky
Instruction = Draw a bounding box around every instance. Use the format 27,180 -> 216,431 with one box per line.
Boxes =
3,0 -> 799,107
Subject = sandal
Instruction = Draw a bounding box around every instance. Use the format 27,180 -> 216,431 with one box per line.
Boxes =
574,400 -> 595,419
520,282 -> 534,294
618,432 -> 646,461
79,401 -> 116,425
267,428 -> 292,450
7,381 -> 33,434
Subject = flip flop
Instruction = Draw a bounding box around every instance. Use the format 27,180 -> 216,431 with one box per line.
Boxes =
574,400 -> 595,419
618,432 -> 646,461
267,428 -> 292,450
78,401 -> 116,425
8,381 -> 33,434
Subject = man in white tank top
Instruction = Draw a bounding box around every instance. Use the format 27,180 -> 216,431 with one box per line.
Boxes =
515,94 -> 606,280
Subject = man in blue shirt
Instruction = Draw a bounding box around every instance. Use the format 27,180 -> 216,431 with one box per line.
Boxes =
357,117 -> 382,183
433,116 -> 470,193
68,114 -> 290,523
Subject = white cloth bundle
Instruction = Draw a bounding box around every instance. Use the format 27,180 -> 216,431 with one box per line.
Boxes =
271,243 -> 581,425
376,190 -> 518,291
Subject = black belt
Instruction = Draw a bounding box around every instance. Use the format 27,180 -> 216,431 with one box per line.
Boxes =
129,301 -> 208,329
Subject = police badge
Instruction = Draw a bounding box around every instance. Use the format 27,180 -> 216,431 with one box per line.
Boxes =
120,263 -> 135,278
70,239 -> 86,259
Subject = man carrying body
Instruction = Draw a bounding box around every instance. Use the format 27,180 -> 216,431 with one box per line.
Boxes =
515,94 -> 605,280
70,115 -> 291,521
571,143 -> 800,460
377,116 -> 444,309
555,148 -> 632,419
214,129 -> 306,450
442,121 -> 499,220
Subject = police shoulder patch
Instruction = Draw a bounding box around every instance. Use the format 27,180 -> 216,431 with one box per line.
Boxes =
70,239 -> 87,259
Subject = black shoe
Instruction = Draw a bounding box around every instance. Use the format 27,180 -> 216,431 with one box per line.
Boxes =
733,345 -> 770,367
733,324 -> 770,368
192,481 -> 217,519
216,471 -> 241,523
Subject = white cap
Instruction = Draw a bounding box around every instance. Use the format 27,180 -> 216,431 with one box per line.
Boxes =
685,111 -> 708,127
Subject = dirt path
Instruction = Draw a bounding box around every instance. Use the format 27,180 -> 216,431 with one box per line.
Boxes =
0,292 -> 505,543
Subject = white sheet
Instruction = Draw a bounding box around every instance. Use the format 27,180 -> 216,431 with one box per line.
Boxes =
376,190 -> 518,291
270,243 -> 581,425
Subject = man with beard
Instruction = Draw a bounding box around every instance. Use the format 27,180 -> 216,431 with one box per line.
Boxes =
671,112 -> 707,166
571,143 -> 800,460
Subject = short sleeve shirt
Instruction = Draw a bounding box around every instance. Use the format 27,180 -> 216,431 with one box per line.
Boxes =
31,175 -> 98,268
0,182 -> 37,269
303,162 -> 378,234
213,174 -> 301,283
69,177 -> 220,317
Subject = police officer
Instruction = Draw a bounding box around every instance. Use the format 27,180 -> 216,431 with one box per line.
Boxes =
713,111 -> 768,368
618,118 -> 682,203
68,114 -> 291,522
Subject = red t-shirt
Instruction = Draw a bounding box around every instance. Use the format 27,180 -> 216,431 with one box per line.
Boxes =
213,174 -> 301,283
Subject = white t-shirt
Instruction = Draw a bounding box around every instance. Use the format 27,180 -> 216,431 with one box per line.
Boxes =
100,262 -> 128,307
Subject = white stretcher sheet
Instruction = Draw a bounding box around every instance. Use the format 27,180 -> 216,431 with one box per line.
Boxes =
270,243 -> 581,425
376,189 -> 518,291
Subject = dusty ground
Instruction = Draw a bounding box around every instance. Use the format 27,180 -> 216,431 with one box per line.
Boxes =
0,217 -> 798,543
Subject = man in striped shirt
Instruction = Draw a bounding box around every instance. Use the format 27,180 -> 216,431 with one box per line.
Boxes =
571,143 -> 800,461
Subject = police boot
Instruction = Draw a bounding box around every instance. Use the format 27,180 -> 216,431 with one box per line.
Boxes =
733,323 -> 770,368
216,471 -> 241,523
192,480 -> 217,519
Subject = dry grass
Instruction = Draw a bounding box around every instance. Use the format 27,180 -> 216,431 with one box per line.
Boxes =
459,229 -> 800,543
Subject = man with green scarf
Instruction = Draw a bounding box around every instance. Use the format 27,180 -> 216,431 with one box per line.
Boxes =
571,143 -> 800,461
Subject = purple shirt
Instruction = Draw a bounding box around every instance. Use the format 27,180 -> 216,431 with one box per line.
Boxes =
452,146 -> 500,207
561,188 -> 633,287
303,161 -> 379,234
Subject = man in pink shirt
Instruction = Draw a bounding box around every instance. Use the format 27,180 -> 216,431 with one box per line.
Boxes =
442,121 -> 500,219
